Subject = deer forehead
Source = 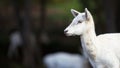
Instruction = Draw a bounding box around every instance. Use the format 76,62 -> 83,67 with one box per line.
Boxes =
72,13 -> 86,24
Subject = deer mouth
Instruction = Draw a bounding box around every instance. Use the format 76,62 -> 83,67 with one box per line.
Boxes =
65,32 -> 77,36
64,32 -> 72,36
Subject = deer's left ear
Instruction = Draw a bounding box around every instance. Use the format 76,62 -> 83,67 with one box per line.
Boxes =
71,9 -> 80,17
85,8 -> 91,20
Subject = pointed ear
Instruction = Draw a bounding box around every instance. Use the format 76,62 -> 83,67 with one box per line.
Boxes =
71,9 -> 80,17
85,8 -> 91,20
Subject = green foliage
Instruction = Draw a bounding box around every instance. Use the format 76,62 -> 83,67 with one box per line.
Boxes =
47,0 -> 69,4
46,0 -> 82,23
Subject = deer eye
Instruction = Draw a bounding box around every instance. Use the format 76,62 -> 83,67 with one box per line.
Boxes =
78,21 -> 82,23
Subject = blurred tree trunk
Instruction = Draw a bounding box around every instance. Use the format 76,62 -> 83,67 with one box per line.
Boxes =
12,0 -> 23,28
103,0 -> 117,32
40,0 -> 46,30
12,0 -> 36,68
11,0 -> 23,61
22,0 -> 36,68
36,0 -> 47,48
36,0 -> 47,49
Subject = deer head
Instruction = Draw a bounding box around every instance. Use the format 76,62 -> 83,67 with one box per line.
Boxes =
64,8 -> 93,36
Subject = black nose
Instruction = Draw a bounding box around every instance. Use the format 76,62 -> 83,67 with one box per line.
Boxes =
64,30 -> 68,33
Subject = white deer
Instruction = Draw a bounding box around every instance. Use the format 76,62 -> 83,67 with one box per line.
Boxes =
64,8 -> 120,68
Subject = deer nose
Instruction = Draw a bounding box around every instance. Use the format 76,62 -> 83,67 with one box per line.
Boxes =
64,30 -> 68,33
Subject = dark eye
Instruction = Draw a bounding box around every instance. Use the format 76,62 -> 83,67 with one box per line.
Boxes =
78,21 -> 82,23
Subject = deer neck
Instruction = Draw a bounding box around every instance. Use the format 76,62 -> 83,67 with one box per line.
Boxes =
80,20 -> 97,60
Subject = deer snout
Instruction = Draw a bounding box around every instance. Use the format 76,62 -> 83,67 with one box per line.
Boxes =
64,30 -> 68,34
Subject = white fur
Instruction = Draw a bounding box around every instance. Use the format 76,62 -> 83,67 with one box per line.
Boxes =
43,52 -> 90,68
64,8 -> 120,68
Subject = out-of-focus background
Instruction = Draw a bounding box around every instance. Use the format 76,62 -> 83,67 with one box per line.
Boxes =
0,0 -> 120,68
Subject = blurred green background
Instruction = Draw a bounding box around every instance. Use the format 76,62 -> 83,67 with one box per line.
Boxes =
0,0 -> 120,68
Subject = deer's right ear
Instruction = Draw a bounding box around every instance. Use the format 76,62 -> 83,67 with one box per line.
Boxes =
71,9 -> 80,17
85,8 -> 91,20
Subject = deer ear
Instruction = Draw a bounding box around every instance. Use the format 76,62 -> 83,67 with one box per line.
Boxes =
85,8 -> 91,20
71,9 -> 80,17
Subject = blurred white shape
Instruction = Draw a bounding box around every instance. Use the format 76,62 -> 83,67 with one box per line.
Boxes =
7,30 -> 37,59
43,52 -> 91,68
7,31 -> 22,58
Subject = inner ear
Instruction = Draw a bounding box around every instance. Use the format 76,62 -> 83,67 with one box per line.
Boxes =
71,9 -> 80,17
85,8 -> 91,20
85,9 -> 89,20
